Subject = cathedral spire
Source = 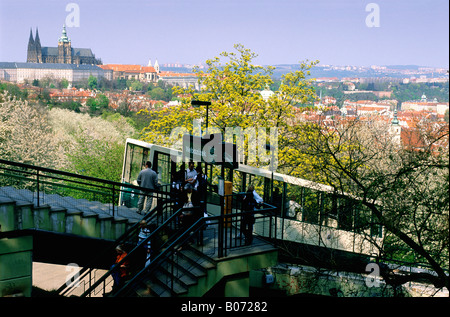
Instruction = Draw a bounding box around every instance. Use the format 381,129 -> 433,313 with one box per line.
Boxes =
28,28 -> 34,45
59,24 -> 70,43
35,27 -> 41,47
27,28 -> 36,63
391,109 -> 399,125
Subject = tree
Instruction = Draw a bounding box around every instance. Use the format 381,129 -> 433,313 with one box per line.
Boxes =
136,44 -> 449,294
65,129 -> 125,182
115,78 -> 127,90
86,94 -> 109,116
140,44 -> 318,168
128,80 -> 143,91
88,75 -> 98,90
291,117 -> 449,291
148,87 -> 165,100
48,108 -> 137,181
59,78 -> 69,89
0,92 -> 63,168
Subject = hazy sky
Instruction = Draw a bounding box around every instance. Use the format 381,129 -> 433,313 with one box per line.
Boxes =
0,0 -> 448,67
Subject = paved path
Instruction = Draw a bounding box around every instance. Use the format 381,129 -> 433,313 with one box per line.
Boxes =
33,262 -> 112,297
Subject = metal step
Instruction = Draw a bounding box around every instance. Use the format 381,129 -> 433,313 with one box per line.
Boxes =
143,245 -> 216,297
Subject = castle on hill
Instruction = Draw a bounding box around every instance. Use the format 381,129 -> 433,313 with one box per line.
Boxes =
27,25 -> 101,65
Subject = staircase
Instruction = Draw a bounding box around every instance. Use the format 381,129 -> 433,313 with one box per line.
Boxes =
0,159 -> 279,298
96,203 -> 278,298
135,244 -> 217,297
0,186 -> 140,240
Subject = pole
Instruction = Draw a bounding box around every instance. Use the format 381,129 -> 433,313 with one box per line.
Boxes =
206,103 -> 209,131
36,170 -> 40,207
191,100 -> 211,134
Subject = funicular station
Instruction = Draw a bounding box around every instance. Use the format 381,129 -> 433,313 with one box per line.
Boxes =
2,134 -> 439,297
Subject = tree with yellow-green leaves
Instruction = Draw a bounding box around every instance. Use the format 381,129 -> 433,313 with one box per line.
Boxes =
137,45 -> 450,292
139,44 -> 318,174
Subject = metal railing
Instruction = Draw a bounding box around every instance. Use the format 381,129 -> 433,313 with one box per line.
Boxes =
80,195 -> 277,297
58,197 -> 178,297
0,159 -> 171,218
0,159 -> 277,297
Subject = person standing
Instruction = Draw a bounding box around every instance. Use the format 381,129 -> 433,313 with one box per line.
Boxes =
111,245 -> 129,291
248,185 -> 263,205
241,187 -> 257,245
194,165 -> 208,209
137,161 -> 159,215
138,220 -> 152,267
184,161 -> 197,190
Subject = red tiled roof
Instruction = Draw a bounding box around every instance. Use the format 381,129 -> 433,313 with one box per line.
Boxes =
99,64 -> 156,73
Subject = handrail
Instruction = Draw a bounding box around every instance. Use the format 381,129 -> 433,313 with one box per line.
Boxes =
1,159 -> 133,189
58,197 -> 177,296
1,159 -> 278,297
0,159 -> 180,296
79,204 -> 196,297
113,214 -> 207,297
112,202 -> 278,297
0,158 -> 172,204
77,195 -> 277,297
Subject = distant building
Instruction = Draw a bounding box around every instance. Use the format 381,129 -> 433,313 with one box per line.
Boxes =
390,110 -> 402,146
260,85 -> 274,101
401,94 -> 449,115
158,71 -> 200,90
342,100 -> 397,116
0,62 -> 112,84
99,64 -> 158,83
27,26 -> 101,65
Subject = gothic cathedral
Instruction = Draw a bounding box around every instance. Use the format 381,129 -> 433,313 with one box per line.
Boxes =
27,26 -> 101,65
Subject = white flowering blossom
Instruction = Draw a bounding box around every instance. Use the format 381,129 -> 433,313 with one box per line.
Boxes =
0,92 -> 63,168
1,92 -> 137,181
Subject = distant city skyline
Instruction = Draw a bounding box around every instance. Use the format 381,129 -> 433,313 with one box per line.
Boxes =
0,0 -> 448,68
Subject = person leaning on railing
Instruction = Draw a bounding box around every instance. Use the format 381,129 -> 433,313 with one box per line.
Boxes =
241,186 -> 262,245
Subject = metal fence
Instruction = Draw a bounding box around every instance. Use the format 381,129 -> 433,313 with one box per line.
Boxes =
0,159 -> 277,297
0,159 -> 170,218
80,196 -> 277,297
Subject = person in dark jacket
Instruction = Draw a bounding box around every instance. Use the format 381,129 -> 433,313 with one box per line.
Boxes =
241,187 -> 257,245
137,161 -> 159,214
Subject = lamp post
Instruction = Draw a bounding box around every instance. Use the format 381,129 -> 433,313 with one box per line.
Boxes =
191,100 -> 211,131
265,144 -> 275,203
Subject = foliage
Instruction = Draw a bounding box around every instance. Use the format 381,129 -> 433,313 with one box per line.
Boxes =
0,92 -> 63,168
65,128 -> 125,182
86,93 -> 110,116
49,108 -> 137,181
392,82 -> 449,103
0,82 -> 29,100
128,80 -> 143,91
140,44 -> 318,171
293,117 -> 449,289
88,75 -> 98,90
0,90 -> 137,181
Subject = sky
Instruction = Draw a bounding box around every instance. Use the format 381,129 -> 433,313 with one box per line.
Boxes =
0,0 -> 448,68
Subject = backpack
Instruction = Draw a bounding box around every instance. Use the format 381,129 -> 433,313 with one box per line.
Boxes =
197,174 -> 207,190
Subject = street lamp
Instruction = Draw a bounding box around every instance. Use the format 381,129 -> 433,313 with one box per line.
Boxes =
191,100 -> 211,131
265,144 -> 275,203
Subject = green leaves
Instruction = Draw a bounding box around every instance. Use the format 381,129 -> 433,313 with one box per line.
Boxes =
142,44 -> 319,172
